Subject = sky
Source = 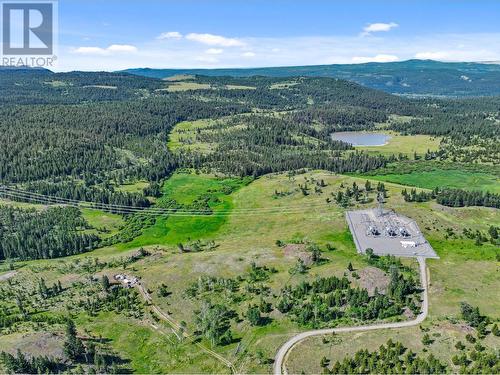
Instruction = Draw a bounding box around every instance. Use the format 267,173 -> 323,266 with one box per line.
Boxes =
53,0 -> 500,71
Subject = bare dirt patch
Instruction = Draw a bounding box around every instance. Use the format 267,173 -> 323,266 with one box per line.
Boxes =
0,270 -> 17,282
354,266 -> 390,296
2,331 -> 65,358
283,244 -> 313,265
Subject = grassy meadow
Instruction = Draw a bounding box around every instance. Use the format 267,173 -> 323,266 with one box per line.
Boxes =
355,132 -> 441,157
367,169 -> 500,193
1,170 -> 499,373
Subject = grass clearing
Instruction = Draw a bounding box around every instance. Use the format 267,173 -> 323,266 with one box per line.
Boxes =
115,181 -> 149,194
81,208 -> 125,238
164,74 -> 196,81
77,312 -> 228,374
355,132 -> 441,156
167,118 -> 218,153
44,80 -> 71,87
0,198 -> 50,210
82,85 -> 118,89
367,169 -> 500,193
4,171 -> 499,373
117,173 -> 249,249
224,84 -> 256,90
165,82 -> 211,92
270,81 -> 299,89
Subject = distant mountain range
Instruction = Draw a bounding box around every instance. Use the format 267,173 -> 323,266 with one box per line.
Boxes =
121,60 -> 500,97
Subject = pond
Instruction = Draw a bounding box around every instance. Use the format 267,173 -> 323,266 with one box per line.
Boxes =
331,132 -> 391,146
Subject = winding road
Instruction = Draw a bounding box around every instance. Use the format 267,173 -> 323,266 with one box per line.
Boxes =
273,256 -> 429,375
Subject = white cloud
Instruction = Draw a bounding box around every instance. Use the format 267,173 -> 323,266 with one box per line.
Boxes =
157,31 -> 182,40
352,54 -> 399,63
74,46 -> 108,55
414,51 -> 449,60
57,33 -> 500,71
205,48 -> 223,55
195,55 -> 219,63
73,44 -> 137,55
242,51 -> 256,57
362,22 -> 398,36
107,44 -> 138,53
186,33 -> 245,47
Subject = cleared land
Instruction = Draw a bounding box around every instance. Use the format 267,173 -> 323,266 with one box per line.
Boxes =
117,173 -> 249,249
356,133 -> 440,156
346,208 -> 438,258
167,119 -> 219,154
368,169 -> 500,193
1,171 -> 499,373
165,82 -> 211,92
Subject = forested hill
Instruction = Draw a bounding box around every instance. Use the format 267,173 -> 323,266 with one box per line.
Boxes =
0,69 -> 164,104
121,60 -> 500,97
0,69 -> 499,261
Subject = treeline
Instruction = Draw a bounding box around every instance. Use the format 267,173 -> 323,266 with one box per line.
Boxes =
324,339 -> 448,374
290,105 -> 388,133
436,188 -> 500,209
402,187 -> 500,208
402,188 -> 438,202
0,350 -> 64,374
0,206 -> 99,260
0,69 -> 164,105
195,75 -> 415,112
22,180 -> 150,208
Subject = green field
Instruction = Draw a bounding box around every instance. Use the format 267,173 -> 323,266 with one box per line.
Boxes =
115,181 -> 150,194
356,132 -> 441,156
165,81 -> 211,92
76,312 -> 227,374
81,208 -> 125,238
368,169 -> 500,193
119,171 -> 498,372
167,119 -> 218,153
118,173 -> 249,249
2,171 -> 499,373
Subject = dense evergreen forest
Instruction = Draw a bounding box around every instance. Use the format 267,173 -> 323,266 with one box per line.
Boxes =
402,187 -> 500,209
0,69 -> 498,260
0,206 -> 99,260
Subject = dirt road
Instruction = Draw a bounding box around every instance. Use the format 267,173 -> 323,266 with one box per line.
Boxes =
135,281 -> 236,374
273,257 -> 429,375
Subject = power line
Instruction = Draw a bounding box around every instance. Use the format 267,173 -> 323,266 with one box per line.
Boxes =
2,185 -> 332,213
0,186 -> 334,217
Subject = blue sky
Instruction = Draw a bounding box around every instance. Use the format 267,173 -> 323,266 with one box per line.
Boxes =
55,0 -> 500,71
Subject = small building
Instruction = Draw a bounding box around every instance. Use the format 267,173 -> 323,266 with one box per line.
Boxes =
400,240 -> 416,248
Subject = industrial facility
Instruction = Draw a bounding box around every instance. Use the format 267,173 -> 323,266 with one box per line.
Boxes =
345,202 -> 438,259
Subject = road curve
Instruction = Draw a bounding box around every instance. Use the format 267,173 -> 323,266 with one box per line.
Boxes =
273,257 -> 429,375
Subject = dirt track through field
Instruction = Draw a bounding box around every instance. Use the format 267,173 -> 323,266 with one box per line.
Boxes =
135,282 -> 237,374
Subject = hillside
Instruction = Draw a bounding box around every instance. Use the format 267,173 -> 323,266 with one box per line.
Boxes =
121,60 -> 500,97
0,71 -> 499,374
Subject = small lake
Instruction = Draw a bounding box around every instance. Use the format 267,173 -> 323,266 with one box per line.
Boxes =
331,132 -> 391,146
